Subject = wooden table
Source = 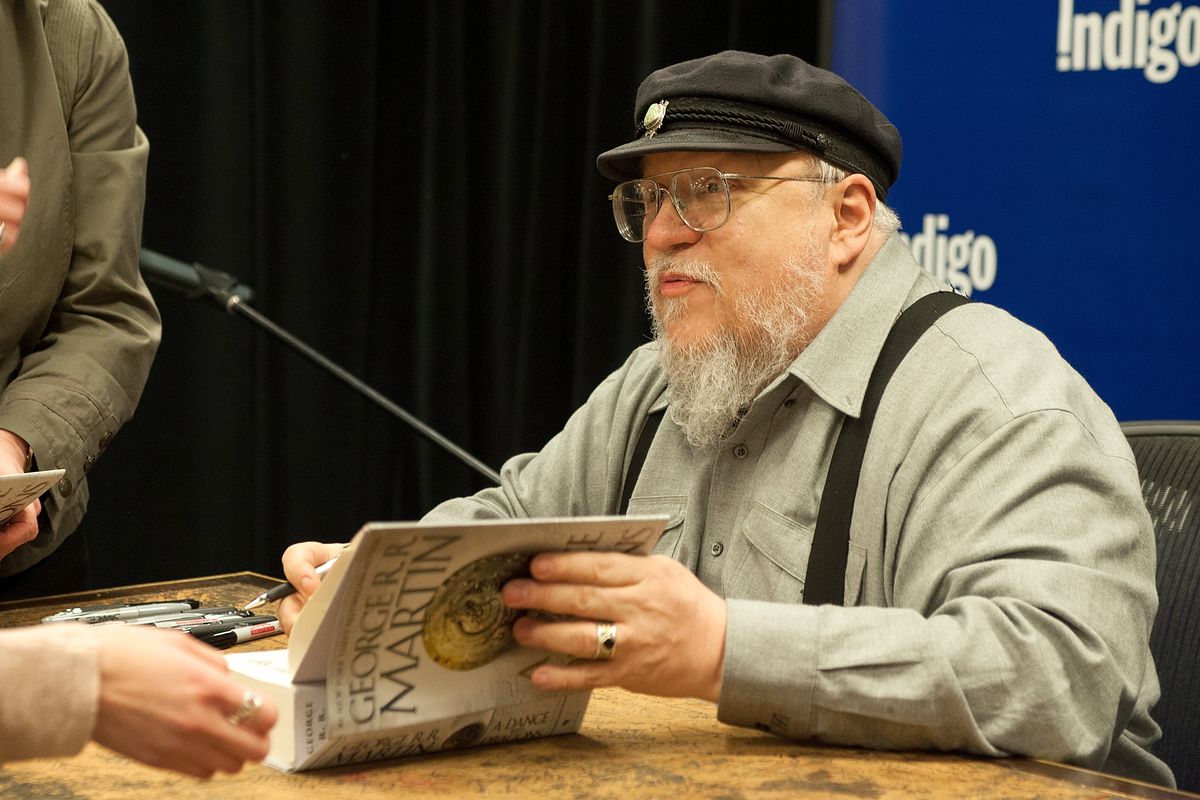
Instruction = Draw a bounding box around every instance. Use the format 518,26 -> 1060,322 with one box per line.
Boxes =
1,574 -> 1194,799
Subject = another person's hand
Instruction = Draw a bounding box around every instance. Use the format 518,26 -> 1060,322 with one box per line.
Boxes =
278,540 -> 345,632
501,552 -> 728,702
0,498 -> 41,561
0,157 -> 30,254
91,626 -> 277,778
0,429 -> 38,561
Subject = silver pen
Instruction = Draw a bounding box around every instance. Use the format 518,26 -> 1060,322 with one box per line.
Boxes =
112,607 -> 243,627
243,556 -> 339,611
42,599 -> 202,624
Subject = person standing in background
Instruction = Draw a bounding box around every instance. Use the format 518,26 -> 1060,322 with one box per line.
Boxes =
0,0 -> 161,598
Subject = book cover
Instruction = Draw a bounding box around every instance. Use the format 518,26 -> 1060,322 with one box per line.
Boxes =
227,515 -> 666,771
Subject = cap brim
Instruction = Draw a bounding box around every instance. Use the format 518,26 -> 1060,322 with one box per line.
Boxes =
596,128 -> 796,181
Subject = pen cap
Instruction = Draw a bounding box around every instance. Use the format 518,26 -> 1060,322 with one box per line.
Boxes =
186,615 -> 278,637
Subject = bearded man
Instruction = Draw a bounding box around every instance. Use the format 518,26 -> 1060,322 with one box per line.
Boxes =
280,51 -> 1173,787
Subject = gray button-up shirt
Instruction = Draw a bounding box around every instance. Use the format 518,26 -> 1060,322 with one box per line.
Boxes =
425,235 -> 1171,786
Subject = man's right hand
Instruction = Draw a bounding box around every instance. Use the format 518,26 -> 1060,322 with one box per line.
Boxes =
278,541 -> 345,632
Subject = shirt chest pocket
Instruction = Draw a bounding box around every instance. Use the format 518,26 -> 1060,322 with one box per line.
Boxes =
625,496 -> 686,559
726,503 -> 812,604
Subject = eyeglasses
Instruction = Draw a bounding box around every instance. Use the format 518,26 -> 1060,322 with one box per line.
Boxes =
608,166 -> 827,243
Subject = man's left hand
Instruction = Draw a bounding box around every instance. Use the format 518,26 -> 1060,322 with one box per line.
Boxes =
501,552 -> 726,702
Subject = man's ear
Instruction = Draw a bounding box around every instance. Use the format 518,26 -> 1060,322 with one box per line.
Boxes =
828,174 -> 876,269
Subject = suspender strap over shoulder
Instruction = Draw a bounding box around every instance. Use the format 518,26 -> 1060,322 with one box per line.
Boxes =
620,407 -> 664,515
802,291 -> 969,606
618,292 -> 969,601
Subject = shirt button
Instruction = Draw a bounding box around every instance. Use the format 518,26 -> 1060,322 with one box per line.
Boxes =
733,444 -> 749,459
83,454 -> 97,474
710,542 -> 724,557
58,476 -> 74,498
99,431 -> 114,449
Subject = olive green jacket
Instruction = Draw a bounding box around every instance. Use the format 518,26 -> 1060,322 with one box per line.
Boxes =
0,0 -> 160,575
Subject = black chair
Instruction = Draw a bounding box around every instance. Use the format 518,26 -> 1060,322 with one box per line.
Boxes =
1121,420 -> 1200,793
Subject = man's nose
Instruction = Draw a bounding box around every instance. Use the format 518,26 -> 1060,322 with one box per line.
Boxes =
643,193 -> 703,252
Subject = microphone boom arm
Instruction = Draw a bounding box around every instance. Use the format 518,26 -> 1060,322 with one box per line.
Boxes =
140,248 -> 501,485
228,297 -> 502,485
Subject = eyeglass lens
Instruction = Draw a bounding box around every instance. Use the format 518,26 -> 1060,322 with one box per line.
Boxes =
611,167 -> 732,243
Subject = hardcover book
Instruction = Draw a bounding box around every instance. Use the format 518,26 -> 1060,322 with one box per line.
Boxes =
226,515 -> 666,772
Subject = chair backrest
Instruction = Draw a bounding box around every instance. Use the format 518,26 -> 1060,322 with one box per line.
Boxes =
1121,420 -> 1200,793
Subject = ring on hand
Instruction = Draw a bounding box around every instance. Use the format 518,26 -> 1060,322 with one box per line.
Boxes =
227,689 -> 263,726
593,622 -> 617,660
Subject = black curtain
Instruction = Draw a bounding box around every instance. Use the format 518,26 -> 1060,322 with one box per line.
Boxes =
86,1 -> 825,586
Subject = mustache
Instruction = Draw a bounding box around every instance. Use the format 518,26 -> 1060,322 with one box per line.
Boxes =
646,255 -> 723,295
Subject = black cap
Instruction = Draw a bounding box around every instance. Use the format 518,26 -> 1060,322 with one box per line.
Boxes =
596,51 -> 902,200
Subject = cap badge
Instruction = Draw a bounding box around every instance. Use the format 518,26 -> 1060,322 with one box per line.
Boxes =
642,100 -> 669,138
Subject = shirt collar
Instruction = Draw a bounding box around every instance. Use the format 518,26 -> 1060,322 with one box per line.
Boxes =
787,235 -> 926,419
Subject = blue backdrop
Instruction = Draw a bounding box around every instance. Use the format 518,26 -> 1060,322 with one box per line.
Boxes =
833,0 -> 1199,421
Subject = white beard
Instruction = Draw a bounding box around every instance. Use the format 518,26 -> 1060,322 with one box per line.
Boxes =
647,241 -> 825,449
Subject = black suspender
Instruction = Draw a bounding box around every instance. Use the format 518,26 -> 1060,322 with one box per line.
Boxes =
619,407 -> 664,515
620,291 -> 969,605
802,291 -> 968,605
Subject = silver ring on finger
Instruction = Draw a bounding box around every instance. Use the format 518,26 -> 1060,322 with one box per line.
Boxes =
593,621 -> 617,660
226,689 -> 263,726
